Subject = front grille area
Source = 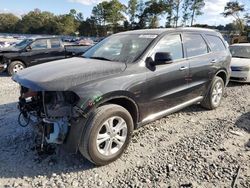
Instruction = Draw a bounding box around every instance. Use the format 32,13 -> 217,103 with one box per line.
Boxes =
231,66 -> 250,72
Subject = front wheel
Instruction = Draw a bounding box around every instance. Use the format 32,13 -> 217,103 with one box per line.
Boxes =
8,61 -> 25,76
79,104 -> 134,166
201,76 -> 225,110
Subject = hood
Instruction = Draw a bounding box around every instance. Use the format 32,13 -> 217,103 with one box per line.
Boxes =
12,57 -> 126,91
0,47 -> 20,53
231,57 -> 250,67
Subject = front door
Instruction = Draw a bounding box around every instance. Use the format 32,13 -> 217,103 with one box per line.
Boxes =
27,39 -> 50,65
144,34 -> 190,120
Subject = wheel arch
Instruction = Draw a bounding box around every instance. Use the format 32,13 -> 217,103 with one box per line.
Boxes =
10,59 -> 27,67
215,70 -> 228,86
98,95 -> 140,129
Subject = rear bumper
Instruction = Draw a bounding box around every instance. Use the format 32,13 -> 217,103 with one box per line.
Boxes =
0,63 -> 7,72
230,70 -> 250,83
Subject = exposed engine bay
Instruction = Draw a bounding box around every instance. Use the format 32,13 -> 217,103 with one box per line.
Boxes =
18,86 -> 80,146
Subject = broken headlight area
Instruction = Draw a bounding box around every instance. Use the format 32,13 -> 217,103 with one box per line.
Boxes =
18,86 -> 80,146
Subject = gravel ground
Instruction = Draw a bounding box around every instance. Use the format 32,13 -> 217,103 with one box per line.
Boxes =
0,73 -> 249,188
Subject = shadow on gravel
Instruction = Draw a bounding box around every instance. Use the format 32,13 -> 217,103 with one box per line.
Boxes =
180,104 -> 205,113
0,102 -> 207,180
0,102 -> 95,179
227,82 -> 249,88
235,112 -> 250,133
0,72 -> 9,77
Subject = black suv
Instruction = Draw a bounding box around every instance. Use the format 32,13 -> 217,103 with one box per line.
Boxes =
13,28 -> 231,165
0,37 -> 89,75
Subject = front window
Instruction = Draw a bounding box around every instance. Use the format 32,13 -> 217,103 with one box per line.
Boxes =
14,39 -> 33,49
151,34 -> 183,61
83,34 -> 157,63
230,46 -> 250,58
31,39 -> 48,50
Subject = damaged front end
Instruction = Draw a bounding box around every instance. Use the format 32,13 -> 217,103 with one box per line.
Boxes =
18,86 -> 81,146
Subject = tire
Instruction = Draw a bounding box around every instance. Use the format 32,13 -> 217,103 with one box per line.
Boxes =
201,76 -> 225,110
7,61 -> 25,76
79,104 -> 134,166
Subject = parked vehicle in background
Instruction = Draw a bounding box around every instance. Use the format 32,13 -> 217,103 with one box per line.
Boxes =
76,38 -> 94,46
13,28 -> 231,166
0,37 -> 90,75
230,43 -> 250,83
0,41 -> 11,48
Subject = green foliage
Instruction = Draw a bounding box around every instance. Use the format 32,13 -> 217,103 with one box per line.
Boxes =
11,9 -> 80,35
165,0 -> 174,27
0,13 -> 19,33
91,0 -> 125,33
106,0 -> 126,32
128,0 -> 138,28
1,0 -> 247,36
222,1 -> 245,34
181,0 -> 205,26
136,0 -> 147,29
190,0 -> 205,26
92,1 -> 109,26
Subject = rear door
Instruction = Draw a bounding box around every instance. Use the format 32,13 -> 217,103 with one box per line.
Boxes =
144,33 -> 190,116
182,33 -> 213,98
204,34 -> 229,78
47,38 -> 66,61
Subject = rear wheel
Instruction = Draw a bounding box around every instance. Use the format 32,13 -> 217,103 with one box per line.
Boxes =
79,104 -> 134,166
8,61 -> 25,76
201,76 -> 224,110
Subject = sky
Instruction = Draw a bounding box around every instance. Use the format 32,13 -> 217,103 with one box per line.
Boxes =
0,0 -> 249,26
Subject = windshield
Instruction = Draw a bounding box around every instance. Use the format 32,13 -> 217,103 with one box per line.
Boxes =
83,34 -> 157,63
230,45 -> 250,58
14,39 -> 33,49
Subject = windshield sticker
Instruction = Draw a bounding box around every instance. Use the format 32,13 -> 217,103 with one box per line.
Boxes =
139,35 -> 157,39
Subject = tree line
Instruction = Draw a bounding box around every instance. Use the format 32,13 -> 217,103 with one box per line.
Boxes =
0,0 -> 248,37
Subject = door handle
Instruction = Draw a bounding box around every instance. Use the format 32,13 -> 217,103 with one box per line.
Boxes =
179,66 -> 188,71
211,59 -> 217,64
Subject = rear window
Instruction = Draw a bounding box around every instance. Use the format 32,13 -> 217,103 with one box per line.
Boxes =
206,35 -> 226,52
183,34 -> 208,57
50,39 -> 61,48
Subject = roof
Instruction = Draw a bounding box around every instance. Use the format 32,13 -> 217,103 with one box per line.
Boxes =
230,43 -> 250,47
115,27 -> 219,36
27,36 -> 60,40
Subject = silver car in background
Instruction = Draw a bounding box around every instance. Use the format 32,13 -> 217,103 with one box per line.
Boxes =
230,43 -> 250,83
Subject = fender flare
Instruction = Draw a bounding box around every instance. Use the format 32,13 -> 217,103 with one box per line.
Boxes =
76,91 -> 140,124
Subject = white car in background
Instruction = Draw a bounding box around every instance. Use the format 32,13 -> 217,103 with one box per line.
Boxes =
230,43 -> 250,83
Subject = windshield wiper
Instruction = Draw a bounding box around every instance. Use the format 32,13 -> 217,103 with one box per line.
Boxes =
90,56 -> 111,61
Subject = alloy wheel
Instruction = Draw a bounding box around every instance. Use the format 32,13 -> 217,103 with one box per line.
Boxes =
211,81 -> 223,106
13,64 -> 24,74
96,116 -> 128,156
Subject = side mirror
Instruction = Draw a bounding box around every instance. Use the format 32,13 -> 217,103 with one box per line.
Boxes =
26,46 -> 32,52
153,52 -> 173,66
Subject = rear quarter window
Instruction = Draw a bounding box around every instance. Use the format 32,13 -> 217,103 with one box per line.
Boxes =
206,35 -> 226,52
